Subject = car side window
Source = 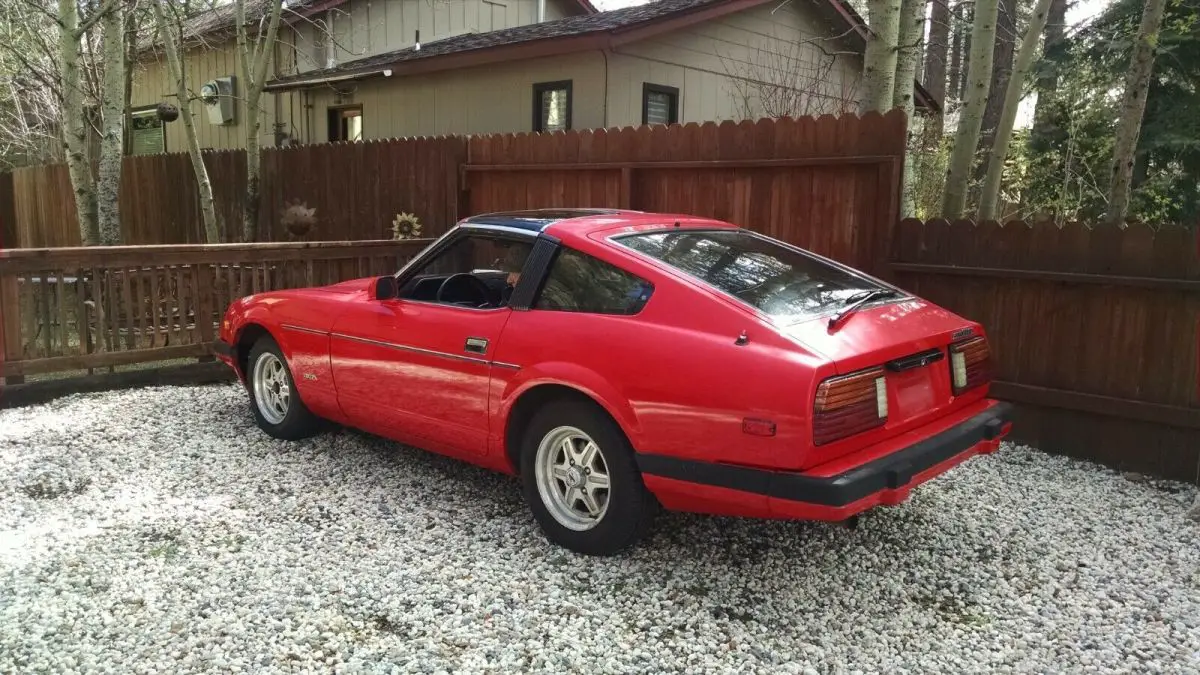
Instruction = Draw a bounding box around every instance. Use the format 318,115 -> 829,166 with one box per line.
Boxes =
534,247 -> 653,315
415,233 -> 532,278
399,232 -> 534,307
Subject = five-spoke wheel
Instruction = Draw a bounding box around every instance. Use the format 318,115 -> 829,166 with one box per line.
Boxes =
246,334 -> 321,441
252,351 -> 291,424
521,399 -> 658,556
535,426 -> 612,531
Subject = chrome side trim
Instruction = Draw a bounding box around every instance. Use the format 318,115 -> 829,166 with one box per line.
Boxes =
491,361 -> 522,370
281,323 -> 330,336
332,332 -> 503,367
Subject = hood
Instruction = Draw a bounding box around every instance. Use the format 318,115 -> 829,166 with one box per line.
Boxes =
315,277 -> 376,294
781,297 -> 978,374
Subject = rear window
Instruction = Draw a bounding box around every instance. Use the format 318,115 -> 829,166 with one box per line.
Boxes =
616,229 -> 892,322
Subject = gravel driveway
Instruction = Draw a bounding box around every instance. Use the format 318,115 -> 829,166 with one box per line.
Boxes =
2,384 -> 1198,674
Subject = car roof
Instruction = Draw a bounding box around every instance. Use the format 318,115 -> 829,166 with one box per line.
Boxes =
460,209 -> 632,233
460,209 -> 739,238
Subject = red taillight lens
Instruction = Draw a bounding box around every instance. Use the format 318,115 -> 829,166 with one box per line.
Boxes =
950,336 -> 991,394
813,367 -> 887,445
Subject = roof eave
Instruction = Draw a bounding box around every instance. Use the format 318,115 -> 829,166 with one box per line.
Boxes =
265,32 -> 613,92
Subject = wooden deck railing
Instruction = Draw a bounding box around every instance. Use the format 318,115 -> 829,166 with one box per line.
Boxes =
0,239 -> 434,385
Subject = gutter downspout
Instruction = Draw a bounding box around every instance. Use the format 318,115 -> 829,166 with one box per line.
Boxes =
600,49 -> 609,127
537,0 -> 545,22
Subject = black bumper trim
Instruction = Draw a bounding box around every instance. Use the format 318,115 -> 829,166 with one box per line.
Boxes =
212,339 -> 233,358
636,402 -> 1013,507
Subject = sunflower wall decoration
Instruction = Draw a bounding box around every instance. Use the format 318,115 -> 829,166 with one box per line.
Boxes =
391,212 -> 423,240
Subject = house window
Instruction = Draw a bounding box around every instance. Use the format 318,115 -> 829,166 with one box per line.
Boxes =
533,80 -> 572,132
534,247 -> 654,315
129,108 -> 165,155
328,105 -> 363,142
642,83 -> 679,126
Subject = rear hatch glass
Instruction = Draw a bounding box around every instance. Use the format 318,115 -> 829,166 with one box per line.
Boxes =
615,229 -> 900,324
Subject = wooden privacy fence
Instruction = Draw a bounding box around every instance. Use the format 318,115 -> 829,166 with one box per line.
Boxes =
892,219 -> 1200,483
464,111 -> 907,277
3,136 -> 466,248
3,113 -> 906,277
0,239 -> 432,393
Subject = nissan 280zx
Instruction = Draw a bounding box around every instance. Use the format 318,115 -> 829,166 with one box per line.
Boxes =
213,209 -> 1012,555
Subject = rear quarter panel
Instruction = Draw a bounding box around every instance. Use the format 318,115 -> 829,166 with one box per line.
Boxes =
491,267 -> 830,472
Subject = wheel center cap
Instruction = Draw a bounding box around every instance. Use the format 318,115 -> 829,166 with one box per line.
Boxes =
565,467 -> 584,488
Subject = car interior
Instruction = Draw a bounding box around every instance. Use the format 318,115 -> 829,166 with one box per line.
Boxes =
397,234 -> 533,309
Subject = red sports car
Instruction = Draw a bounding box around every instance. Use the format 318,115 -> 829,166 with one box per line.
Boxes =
214,209 -> 1011,555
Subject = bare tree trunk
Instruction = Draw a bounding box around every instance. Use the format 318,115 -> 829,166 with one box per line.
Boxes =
236,0 -> 284,242
95,1 -> 125,244
977,0 -> 1016,162
942,0 -> 999,218
893,0 -> 924,112
1104,0 -> 1167,226
57,0 -> 100,245
894,0 -> 925,217
861,0 -> 903,113
979,0 -> 1054,220
959,3 -> 974,101
924,0 -> 951,109
123,0 -> 138,155
947,2 -> 963,111
152,0 -> 220,243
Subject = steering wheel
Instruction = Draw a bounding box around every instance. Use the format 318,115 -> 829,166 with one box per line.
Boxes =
435,273 -> 493,307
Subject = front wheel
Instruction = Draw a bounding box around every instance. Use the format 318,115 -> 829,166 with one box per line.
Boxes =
520,400 -> 657,556
246,335 -> 321,441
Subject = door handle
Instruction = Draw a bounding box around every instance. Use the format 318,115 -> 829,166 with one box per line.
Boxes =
464,337 -> 488,355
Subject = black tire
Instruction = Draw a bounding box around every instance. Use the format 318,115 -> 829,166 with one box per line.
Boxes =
246,335 -> 322,441
520,399 -> 658,556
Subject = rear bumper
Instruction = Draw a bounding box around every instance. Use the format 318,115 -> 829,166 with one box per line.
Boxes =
637,400 -> 1013,521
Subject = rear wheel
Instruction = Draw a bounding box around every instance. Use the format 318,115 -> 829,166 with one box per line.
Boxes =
247,335 -> 321,441
520,400 -> 657,556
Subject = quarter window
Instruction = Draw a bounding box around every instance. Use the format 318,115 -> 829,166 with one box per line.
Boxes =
533,80 -> 572,132
535,248 -> 653,315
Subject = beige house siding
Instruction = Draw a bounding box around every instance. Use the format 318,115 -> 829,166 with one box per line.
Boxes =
301,51 -> 608,141
293,0 -> 586,74
130,36 -> 303,153
605,0 -> 862,125
129,1 -> 868,150
293,1 -> 863,140
129,0 -> 585,152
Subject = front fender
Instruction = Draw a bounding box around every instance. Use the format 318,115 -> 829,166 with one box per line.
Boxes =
220,299 -> 300,377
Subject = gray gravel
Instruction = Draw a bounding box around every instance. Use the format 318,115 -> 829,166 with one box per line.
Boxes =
2,384 -> 1198,674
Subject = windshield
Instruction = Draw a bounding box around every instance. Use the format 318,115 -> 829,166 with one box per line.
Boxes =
616,229 -> 896,323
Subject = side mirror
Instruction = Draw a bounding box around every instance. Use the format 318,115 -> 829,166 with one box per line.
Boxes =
371,275 -> 398,301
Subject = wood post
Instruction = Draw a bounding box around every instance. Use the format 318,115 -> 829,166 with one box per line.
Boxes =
0,272 -> 23,386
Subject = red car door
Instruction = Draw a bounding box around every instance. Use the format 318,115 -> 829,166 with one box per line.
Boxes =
329,228 -> 536,459
329,301 -> 513,458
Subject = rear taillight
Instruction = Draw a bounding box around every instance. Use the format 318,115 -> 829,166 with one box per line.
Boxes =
813,367 -> 887,445
950,336 -> 991,394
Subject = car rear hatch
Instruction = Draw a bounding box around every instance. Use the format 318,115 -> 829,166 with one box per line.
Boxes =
781,298 -> 988,468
